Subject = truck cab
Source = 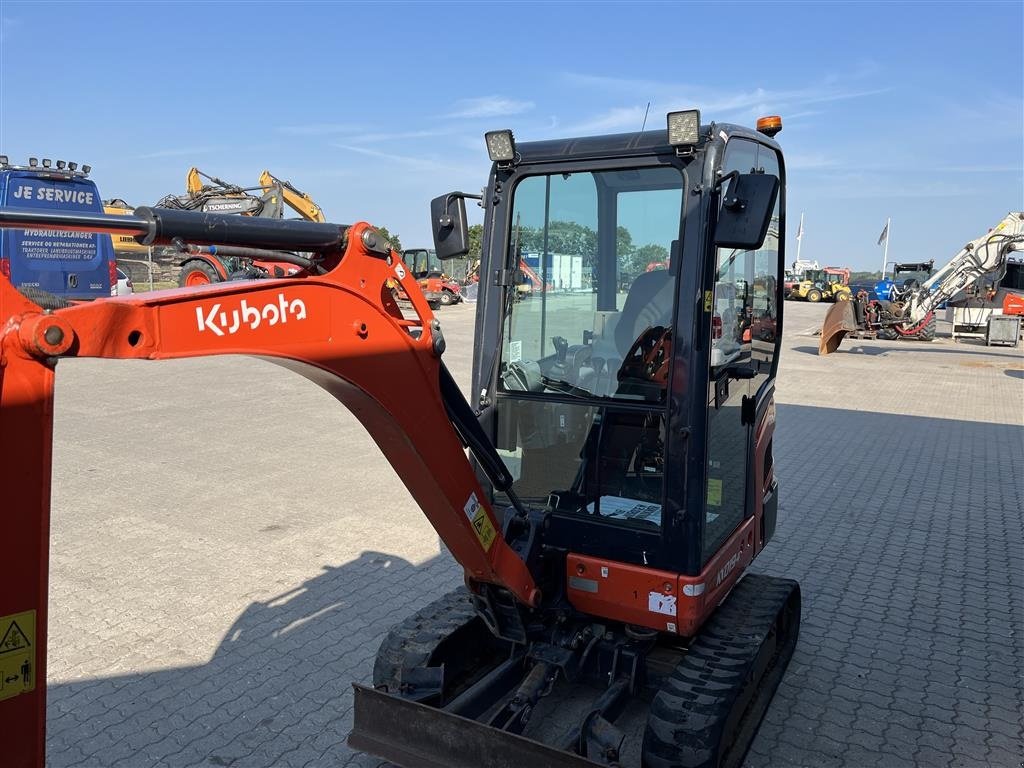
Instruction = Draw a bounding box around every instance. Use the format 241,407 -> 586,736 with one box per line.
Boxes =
0,157 -> 115,301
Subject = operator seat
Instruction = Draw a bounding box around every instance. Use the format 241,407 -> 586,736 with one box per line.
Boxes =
590,244 -> 677,397
614,269 -> 675,358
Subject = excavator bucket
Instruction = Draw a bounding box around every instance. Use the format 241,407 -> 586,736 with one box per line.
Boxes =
349,685 -> 603,768
818,300 -> 860,355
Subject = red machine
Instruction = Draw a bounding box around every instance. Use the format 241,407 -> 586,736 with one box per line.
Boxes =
1,111 -> 799,768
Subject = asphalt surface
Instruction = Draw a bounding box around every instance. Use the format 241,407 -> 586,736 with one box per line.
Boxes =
44,299 -> 1023,767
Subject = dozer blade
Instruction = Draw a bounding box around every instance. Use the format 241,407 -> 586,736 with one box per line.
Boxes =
349,684 -> 603,768
818,299 -> 860,355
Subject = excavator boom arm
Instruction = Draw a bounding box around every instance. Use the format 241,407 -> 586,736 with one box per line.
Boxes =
0,208 -> 538,768
911,211 -> 1024,322
260,170 -> 327,222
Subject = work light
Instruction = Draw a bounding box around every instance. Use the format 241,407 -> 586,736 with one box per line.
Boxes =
56,160 -> 67,170
485,130 -> 516,164
667,110 -> 701,147
42,158 -> 52,168
68,162 -> 78,171
0,155 -> 7,166
29,157 -> 38,167
82,165 -> 91,174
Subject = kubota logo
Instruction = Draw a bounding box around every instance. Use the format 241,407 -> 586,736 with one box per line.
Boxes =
195,293 -> 307,337
713,551 -> 742,587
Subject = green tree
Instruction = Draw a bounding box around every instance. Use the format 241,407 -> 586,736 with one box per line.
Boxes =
616,226 -> 634,259
374,226 -> 402,252
517,221 -> 598,258
629,243 -> 670,274
468,224 -> 484,261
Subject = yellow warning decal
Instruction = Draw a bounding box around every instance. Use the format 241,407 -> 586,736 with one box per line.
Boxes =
0,609 -> 36,702
464,493 -> 497,552
703,290 -> 714,312
707,478 -> 723,507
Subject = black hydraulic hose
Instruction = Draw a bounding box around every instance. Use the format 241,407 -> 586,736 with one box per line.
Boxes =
181,243 -> 325,274
438,363 -> 530,518
0,206 -> 150,236
0,206 -> 349,255
134,206 -> 347,253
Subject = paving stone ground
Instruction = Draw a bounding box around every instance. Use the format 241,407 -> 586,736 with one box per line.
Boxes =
45,300 -> 1023,767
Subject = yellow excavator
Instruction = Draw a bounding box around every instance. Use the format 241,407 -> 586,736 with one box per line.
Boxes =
103,198 -> 152,258
257,170 -> 326,222
171,167 -> 326,222
152,168 -> 329,285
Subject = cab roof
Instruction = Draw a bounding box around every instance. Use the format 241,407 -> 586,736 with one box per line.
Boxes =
512,123 -> 780,164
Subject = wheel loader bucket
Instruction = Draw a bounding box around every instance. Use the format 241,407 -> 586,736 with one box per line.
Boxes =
818,300 -> 859,355
348,684 -> 603,768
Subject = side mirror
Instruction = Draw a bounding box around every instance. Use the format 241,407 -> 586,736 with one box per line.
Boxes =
430,192 -> 470,260
714,173 -> 779,250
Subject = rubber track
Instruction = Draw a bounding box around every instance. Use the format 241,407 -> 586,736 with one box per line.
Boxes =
372,587 -> 479,692
643,573 -> 800,768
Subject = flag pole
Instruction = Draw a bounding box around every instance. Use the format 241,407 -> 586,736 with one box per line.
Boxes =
795,211 -> 804,262
881,216 -> 890,276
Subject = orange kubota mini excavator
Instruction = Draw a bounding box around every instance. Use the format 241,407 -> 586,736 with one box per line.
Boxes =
0,110 -> 798,768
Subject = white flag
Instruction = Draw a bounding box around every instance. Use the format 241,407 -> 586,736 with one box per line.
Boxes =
877,221 -> 889,245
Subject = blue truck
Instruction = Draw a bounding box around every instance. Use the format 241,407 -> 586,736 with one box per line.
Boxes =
872,260 -> 936,302
0,156 -> 115,303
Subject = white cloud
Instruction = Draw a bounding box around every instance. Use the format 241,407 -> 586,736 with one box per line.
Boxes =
560,106 -> 651,134
558,72 -> 890,125
276,123 -> 369,137
443,96 -> 535,119
802,173 -> 981,199
133,146 -> 219,160
332,143 -> 444,172
344,129 -> 452,144
0,16 -> 19,42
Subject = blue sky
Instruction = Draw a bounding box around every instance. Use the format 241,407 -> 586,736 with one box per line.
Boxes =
1,1 -> 1020,271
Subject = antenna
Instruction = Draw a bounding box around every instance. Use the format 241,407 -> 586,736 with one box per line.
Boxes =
640,101 -> 651,132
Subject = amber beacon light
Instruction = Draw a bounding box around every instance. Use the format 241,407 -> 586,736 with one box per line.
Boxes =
756,115 -> 783,138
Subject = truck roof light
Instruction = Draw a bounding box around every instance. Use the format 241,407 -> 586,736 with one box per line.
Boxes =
0,155 -> 7,166
56,160 -> 67,170
667,110 -> 701,147
68,162 -> 78,171
28,157 -> 38,167
485,130 -> 516,164
756,115 -> 782,138
42,158 -> 52,168
82,164 -> 91,175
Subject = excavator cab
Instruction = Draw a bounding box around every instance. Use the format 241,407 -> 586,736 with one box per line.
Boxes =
349,116 -> 797,766
437,135 -> 783,585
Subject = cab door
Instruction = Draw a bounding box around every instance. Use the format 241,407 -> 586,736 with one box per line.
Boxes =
702,138 -> 760,564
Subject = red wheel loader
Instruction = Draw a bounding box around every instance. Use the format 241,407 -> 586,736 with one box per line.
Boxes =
0,110 -> 797,768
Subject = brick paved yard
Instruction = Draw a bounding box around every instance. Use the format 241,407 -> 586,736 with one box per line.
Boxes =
45,301 -> 1023,767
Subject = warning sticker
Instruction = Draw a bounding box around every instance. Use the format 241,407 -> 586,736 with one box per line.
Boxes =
707,478 -> 723,507
0,610 -> 36,702
463,493 -> 497,552
704,290 -> 714,312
